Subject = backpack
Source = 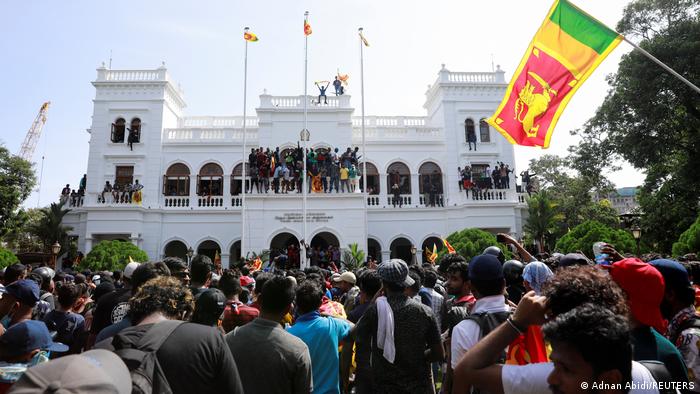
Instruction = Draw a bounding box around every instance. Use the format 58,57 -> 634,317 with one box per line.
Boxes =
637,360 -> 675,394
114,320 -> 184,394
464,311 -> 512,363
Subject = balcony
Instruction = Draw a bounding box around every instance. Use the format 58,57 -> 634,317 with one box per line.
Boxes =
162,128 -> 259,144
351,116 -> 442,142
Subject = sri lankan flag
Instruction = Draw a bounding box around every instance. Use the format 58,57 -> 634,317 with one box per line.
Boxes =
244,31 -> 258,42
304,19 -> 312,36
488,0 -> 622,148
442,238 -> 456,254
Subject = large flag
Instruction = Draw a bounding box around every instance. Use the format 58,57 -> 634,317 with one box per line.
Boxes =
244,31 -> 259,42
304,19 -> 312,36
488,0 -> 621,148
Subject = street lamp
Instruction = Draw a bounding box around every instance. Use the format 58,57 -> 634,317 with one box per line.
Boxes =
186,247 -> 194,267
631,225 -> 642,256
50,241 -> 61,269
410,245 -> 418,266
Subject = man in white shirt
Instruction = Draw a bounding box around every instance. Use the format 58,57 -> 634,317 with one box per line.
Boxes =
451,254 -> 510,371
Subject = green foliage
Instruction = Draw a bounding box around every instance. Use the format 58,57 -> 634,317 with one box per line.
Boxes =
2,208 -> 44,252
569,0 -> 700,252
0,145 -> 37,238
342,243 -> 366,271
524,190 -> 565,252
81,240 -> 148,272
555,220 -> 637,258
0,246 -> 19,269
672,215 -> 700,256
29,202 -> 73,256
442,228 -> 510,261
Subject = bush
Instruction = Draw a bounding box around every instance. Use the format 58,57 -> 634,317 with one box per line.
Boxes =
555,220 -> 636,258
441,228 -> 511,261
81,240 -> 149,272
0,246 -> 19,269
672,216 -> 700,257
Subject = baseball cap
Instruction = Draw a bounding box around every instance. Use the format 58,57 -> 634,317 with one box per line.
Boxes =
193,288 -> 226,325
0,320 -> 69,358
378,259 -> 414,287
558,253 -> 593,268
469,254 -> 504,281
2,279 -> 40,306
10,349 -> 131,394
123,262 -> 140,279
609,258 -> 666,333
339,272 -> 356,285
240,276 -> 255,287
649,259 -> 692,290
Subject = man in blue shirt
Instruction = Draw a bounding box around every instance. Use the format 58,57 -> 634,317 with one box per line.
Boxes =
288,280 -> 354,394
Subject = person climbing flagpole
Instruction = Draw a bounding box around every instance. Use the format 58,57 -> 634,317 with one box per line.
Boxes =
359,27 -> 369,263
241,27 -> 258,266
302,12 -> 312,269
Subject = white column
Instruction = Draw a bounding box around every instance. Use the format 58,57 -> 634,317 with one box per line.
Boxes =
84,236 -> 93,254
381,249 -> 391,262
410,173 -> 420,207
221,253 -> 230,269
189,175 -> 197,207
130,233 -> 139,246
379,173 -> 388,206
223,175 -> 231,207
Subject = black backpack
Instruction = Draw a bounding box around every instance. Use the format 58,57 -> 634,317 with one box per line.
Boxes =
464,311 -> 513,363
114,320 -> 184,394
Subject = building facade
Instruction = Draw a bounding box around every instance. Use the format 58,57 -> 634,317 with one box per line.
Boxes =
63,64 -> 528,267
594,187 -> 640,215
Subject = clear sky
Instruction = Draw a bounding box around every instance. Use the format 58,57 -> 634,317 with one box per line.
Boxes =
0,0 -> 645,208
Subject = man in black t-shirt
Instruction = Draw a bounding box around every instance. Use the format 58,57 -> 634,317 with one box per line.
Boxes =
89,262 -> 140,342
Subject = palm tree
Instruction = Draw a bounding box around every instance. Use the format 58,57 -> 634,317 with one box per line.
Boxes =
342,243 -> 366,271
523,190 -> 563,253
30,201 -> 73,256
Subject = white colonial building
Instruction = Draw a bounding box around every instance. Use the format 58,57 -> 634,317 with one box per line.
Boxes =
63,63 -> 528,267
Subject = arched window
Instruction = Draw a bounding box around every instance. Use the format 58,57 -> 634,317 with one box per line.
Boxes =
231,163 -> 251,195
163,163 -> 190,196
111,118 -> 126,143
479,118 -> 490,142
418,162 -> 443,194
362,162 -> 380,195
386,162 -> 411,194
197,163 -> 223,196
129,118 -> 142,144
465,118 -> 476,143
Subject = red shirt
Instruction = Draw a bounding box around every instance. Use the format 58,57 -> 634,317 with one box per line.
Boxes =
222,300 -> 260,333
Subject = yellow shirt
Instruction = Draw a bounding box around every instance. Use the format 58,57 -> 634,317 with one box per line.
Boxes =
340,168 -> 349,180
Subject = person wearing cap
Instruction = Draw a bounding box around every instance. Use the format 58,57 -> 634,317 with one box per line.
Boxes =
336,271 -> 359,314
651,258 -> 700,391
9,349 -> 132,394
219,271 -> 259,333
287,280 -> 354,394
354,259 -> 444,393
608,257 -> 689,385
88,260 -> 140,344
192,288 -> 226,332
226,276 -> 312,394
0,280 -> 40,334
451,254 -> 510,389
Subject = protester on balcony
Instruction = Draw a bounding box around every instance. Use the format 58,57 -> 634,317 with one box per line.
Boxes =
392,183 -> 402,207
315,81 -> 330,105
467,127 -> 477,151
333,76 -> 343,95
99,181 -> 112,203
340,164 -> 349,193
60,184 -> 71,204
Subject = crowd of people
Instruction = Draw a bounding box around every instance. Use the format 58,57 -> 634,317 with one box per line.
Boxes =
242,146 -> 365,195
99,180 -> 143,204
2,234 -> 700,393
458,161 -> 515,195
59,174 -> 87,207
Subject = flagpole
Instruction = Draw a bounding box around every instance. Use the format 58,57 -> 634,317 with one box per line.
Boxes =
622,36 -> 700,95
302,11 -> 309,269
241,27 -> 250,266
359,27 -> 368,264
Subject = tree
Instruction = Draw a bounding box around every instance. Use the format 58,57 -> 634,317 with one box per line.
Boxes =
2,208 -> 44,252
30,201 -> 73,256
81,240 -> 149,272
0,246 -> 19,269
0,145 -> 36,238
569,0 -> 700,252
442,228 -> 509,261
524,190 -> 564,253
672,215 -> 700,256
342,243 -> 366,271
555,220 -> 637,258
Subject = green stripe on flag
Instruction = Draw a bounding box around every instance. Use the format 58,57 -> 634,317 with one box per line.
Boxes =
550,0 -> 619,54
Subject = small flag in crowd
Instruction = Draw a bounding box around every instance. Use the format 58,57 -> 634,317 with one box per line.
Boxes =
244,30 -> 259,42
442,238 -> 456,254
304,19 -> 312,36
359,31 -> 370,47
487,0 -> 621,148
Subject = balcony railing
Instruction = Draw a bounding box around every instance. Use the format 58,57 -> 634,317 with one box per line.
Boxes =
419,194 -> 445,207
164,196 -> 190,208
179,116 -> 258,128
387,194 -> 412,207
163,128 -> 259,143
351,116 -> 428,127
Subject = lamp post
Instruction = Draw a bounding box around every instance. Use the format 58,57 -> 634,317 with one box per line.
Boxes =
631,226 -> 642,256
410,245 -> 418,266
186,247 -> 194,267
50,241 -> 61,269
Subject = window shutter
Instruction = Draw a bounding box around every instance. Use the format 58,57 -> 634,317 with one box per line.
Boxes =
196,175 -> 201,195
111,123 -> 116,142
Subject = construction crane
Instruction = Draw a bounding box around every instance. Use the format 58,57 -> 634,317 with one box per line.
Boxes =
17,101 -> 50,161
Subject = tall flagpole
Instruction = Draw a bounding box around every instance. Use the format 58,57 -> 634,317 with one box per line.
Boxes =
302,11 -> 309,269
241,27 -> 250,265
359,27 -> 368,264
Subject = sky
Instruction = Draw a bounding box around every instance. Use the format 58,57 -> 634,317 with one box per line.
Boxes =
0,0 -> 646,208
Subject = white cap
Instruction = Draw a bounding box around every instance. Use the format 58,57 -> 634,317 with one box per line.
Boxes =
123,262 -> 140,279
